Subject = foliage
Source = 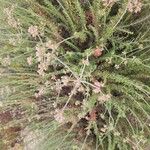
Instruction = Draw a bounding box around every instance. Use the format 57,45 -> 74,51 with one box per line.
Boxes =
0,0 -> 150,149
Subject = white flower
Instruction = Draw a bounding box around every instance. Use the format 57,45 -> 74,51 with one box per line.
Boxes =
122,51 -> 127,55
28,25 -> 39,38
27,56 -> 32,66
82,59 -> 89,66
55,79 -> 63,92
77,85 -> 85,92
75,101 -> 81,106
37,62 -> 48,76
53,102 -> 57,108
61,76 -> 69,86
35,45 -> 45,62
115,64 -> 120,69
35,45 -> 49,76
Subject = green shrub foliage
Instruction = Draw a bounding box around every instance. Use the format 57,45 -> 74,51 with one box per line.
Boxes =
0,0 -> 150,149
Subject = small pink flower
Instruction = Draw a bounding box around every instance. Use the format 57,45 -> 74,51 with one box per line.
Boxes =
93,47 -> 103,57
93,80 -> 104,93
28,25 -> 39,38
35,45 -> 45,62
127,1 -> 134,12
75,101 -> 81,106
37,62 -> 48,76
134,1 -> 142,13
127,0 -> 142,13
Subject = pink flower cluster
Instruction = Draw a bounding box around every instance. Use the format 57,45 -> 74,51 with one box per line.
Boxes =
93,80 -> 104,93
127,0 -> 142,13
35,45 -> 48,76
28,25 -> 39,38
27,56 -> 32,66
34,39 -> 58,76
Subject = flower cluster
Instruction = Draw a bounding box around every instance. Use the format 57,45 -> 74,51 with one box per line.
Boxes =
93,80 -> 104,93
115,64 -> 120,69
4,6 -> 20,28
34,39 -> 58,76
93,47 -> 103,57
54,79 -> 63,93
52,76 -> 71,93
35,44 -> 54,76
28,25 -> 39,38
27,56 -> 33,66
127,0 -> 142,13
36,45 -> 47,76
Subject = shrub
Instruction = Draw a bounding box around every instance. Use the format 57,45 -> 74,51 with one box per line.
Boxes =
0,0 -> 150,149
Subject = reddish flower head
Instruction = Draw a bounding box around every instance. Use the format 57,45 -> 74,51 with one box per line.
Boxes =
93,47 -> 103,57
